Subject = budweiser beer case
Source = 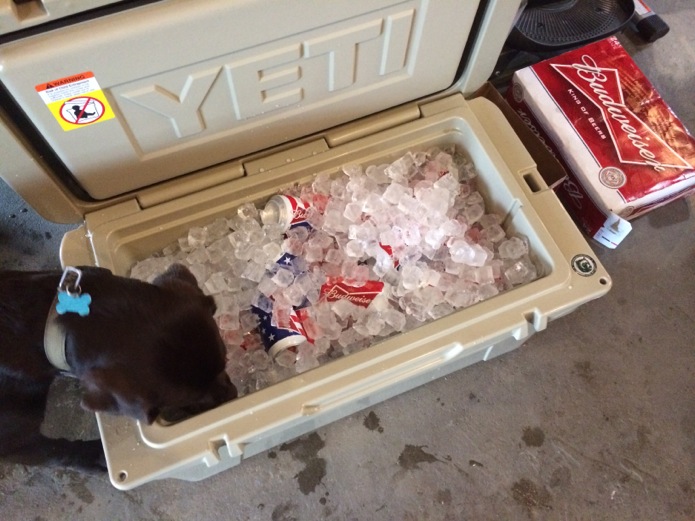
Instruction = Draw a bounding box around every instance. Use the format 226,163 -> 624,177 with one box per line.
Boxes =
507,37 -> 695,248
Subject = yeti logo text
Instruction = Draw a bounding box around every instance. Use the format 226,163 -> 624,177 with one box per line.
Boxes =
119,12 -> 414,142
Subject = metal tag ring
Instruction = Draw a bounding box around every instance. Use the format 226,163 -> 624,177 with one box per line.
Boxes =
58,267 -> 83,297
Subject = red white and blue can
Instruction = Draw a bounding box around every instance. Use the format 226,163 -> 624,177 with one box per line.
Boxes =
252,305 -> 308,358
261,195 -> 312,231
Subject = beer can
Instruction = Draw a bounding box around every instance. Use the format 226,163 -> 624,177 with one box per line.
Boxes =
260,195 -> 312,231
251,305 -> 307,358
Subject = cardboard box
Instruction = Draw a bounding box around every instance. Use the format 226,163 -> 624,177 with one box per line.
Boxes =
507,37 -> 695,248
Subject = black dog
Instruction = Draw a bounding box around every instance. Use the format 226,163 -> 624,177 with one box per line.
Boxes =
0,264 -> 237,470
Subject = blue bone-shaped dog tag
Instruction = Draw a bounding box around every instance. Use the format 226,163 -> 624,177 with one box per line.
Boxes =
56,290 -> 92,316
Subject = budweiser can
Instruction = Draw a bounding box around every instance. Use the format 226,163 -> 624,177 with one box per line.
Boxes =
251,305 -> 307,358
261,195 -> 312,231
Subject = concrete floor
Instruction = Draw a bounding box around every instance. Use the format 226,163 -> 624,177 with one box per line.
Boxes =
1,1 -> 694,519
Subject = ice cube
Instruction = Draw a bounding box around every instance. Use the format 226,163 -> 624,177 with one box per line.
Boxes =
363,193 -> 386,215
365,314 -> 385,335
433,173 -> 460,194
186,263 -> 208,285
332,298 -> 361,320
257,276 -> 278,297
400,264 -> 424,290
385,155 -> 415,182
312,172 -> 333,194
345,240 -> 365,258
383,308 -> 406,331
303,242 -> 324,263
204,272 -> 230,294
187,227 -> 208,249
498,236 -> 528,260
216,310 -> 240,331
272,268 -> 295,288
424,228 -> 446,249
274,349 -> 297,368
504,256 -> 537,285
383,182 -> 412,205
348,220 -> 378,242
284,283 -> 307,307
330,178 -> 348,199
262,242 -> 284,263
206,218 -> 231,243
241,261 -> 266,282
343,202 -> 364,222
237,203 -> 259,221
338,328 -> 364,349
305,206 -> 325,229
324,248 -> 344,265
401,225 -> 421,247
295,342 -> 321,373
205,237 -> 233,264
444,286 -> 479,308
428,301 -> 455,320
466,265 -> 495,285
462,203 -> 484,225
365,164 -> 390,184
342,164 -> 363,177
177,236 -> 194,253
186,247 -> 208,265
480,223 -> 506,243
129,257 -> 170,282
322,209 -> 348,234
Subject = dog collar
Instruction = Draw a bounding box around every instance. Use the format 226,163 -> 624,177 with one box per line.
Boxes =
43,267 -> 92,375
44,295 -> 72,373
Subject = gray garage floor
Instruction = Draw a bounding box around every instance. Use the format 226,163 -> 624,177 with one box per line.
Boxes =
1,1 -> 693,520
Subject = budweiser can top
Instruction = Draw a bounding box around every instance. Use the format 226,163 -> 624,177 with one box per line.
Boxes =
260,195 -> 312,231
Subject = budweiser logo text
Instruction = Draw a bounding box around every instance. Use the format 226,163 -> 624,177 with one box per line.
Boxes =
552,55 -> 691,173
320,279 -> 384,307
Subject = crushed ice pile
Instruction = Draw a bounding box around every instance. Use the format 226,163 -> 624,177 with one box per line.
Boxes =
130,147 -> 538,397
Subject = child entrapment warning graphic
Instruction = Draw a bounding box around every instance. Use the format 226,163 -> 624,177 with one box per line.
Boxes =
35,72 -> 115,131
61,97 -> 104,125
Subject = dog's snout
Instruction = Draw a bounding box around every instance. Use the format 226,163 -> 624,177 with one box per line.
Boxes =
211,372 -> 238,403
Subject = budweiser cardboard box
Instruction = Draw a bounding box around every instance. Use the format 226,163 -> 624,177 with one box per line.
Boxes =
507,37 -> 695,248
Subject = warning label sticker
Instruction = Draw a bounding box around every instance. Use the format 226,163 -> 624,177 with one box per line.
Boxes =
35,72 -> 115,131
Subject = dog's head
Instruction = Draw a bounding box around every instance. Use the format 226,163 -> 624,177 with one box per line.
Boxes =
63,264 -> 237,424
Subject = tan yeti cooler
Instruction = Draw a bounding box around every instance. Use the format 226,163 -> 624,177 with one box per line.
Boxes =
0,0 -> 610,489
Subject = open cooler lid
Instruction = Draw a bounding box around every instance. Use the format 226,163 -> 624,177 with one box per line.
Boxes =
0,0 -> 522,221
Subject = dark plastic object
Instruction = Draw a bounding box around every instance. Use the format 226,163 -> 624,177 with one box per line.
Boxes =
507,0 -> 636,52
633,14 -> 669,42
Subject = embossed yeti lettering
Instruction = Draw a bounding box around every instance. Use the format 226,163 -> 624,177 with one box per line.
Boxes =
119,11 -> 414,141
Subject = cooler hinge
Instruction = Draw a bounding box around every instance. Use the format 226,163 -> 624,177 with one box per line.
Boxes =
242,101 -> 424,177
324,102 -> 422,148
83,198 -> 142,230
419,92 -> 467,118
243,139 -> 330,177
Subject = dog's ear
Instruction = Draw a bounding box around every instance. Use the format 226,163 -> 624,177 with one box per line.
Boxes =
152,263 -> 199,289
80,368 -> 160,424
151,263 -> 216,315
152,263 -> 217,316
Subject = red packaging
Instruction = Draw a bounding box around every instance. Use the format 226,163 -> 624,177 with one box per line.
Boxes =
507,37 -> 695,248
